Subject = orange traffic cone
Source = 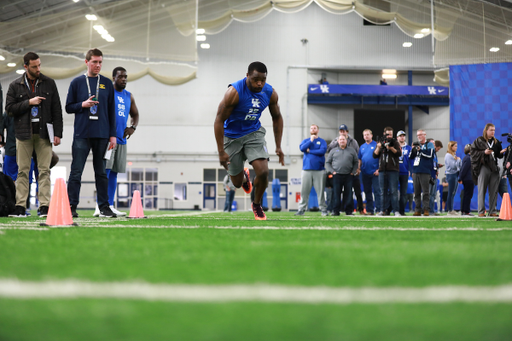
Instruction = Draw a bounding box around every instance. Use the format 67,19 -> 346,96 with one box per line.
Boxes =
497,193 -> 512,221
41,178 -> 77,227
127,190 -> 146,219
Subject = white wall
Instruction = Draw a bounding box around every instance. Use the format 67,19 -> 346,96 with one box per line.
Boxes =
1,3 -> 451,210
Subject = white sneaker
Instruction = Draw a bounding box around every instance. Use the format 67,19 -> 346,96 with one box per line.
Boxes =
448,210 -> 458,216
93,204 -> 100,217
394,212 -> 402,216
110,205 -> 127,217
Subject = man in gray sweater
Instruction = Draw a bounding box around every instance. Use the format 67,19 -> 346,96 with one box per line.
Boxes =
326,135 -> 359,216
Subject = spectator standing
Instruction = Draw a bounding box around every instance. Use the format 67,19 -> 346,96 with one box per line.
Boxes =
296,124 -> 327,216
410,129 -> 435,216
373,127 -> 402,216
445,141 -> 462,215
66,48 -> 117,218
458,144 -> 474,216
328,124 -> 364,214
471,123 -> 503,217
429,140 -> 443,215
397,130 -> 412,215
358,129 -> 380,215
5,52 -> 63,218
326,135 -> 358,216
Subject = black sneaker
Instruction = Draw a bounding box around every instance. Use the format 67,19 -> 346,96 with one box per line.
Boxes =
9,206 -> 27,218
99,206 -> 117,218
38,206 -> 49,218
70,205 -> 79,218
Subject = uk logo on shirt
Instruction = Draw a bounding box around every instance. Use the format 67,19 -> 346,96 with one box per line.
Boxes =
117,96 -> 126,117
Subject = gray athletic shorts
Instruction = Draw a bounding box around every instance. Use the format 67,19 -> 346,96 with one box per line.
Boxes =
224,127 -> 269,176
106,143 -> 127,173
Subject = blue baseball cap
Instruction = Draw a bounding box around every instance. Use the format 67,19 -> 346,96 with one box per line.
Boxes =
339,124 -> 348,131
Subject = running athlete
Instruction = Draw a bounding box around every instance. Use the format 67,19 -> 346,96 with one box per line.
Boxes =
214,62 -> 284,220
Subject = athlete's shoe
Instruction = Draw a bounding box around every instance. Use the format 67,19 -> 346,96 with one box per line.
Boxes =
241,168 -> 252,194
110,205 -> 127,217
252,202 -> 267,221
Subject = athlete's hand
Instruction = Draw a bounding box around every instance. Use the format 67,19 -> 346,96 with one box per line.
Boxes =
123,127 -> 135,139
276,147 -> 285,166
219,150 -> 230,170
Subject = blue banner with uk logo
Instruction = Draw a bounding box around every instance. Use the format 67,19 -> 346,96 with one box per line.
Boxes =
308,84 -> 449,96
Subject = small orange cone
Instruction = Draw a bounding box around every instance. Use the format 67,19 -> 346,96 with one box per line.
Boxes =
127,190 -> 146,219
497,193 -> 512,221
41,178 -> 77,227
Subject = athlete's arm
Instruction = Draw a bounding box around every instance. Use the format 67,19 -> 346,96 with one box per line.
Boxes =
124,93 -> 140,139
268,89 -> 285,166
214,86 -> 239,170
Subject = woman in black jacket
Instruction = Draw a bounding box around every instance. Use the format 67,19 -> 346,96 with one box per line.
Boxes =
458,144 -> 474,216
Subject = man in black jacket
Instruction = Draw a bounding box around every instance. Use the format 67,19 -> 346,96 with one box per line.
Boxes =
5,52 -> 63,218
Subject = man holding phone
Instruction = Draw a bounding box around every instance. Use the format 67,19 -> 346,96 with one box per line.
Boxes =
5,52 -> 63,218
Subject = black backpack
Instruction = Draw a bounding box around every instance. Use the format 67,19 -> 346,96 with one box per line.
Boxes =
0,172 -> 16,217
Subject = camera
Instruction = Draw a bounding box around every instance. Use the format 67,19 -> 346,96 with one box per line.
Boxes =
412,141 -> 420,150
379,136 -> 396,148
502,133 -> 512,144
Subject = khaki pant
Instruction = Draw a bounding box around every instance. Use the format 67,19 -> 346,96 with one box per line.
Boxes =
16,135 -> 52,208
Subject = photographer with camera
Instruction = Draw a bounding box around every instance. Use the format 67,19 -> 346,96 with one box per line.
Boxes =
470,123 -> 504,217
410,129 -> 435,216
373,127 -> 402,216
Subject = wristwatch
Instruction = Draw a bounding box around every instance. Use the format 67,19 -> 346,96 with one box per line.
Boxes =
130,125 -> 136,131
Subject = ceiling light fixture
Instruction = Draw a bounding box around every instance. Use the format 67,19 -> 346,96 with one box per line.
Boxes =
382,74 -> 397,79
200,43 -> 210,49
196,28 -> 205,34
382,69 -> 396,74
0,55 -> 5,61
414,33 -> 424,39
403,42 -> 412,47
7,63 -> 16,67
16,69 -> 25,74
196,35 -> 206,42
421,28 -> 430,33
85,14 -> 97,21
93,24 -> 115,43
73,0 -> 79,3
489,47 -> 500,52
505,40 -> 512,45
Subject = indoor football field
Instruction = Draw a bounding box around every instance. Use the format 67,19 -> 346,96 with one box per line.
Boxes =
1,210 -> 511,341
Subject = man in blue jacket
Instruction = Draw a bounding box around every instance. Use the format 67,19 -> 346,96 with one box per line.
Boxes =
358,129 -> 380,215
296,124 -> 328,216
65,48 -> 117,218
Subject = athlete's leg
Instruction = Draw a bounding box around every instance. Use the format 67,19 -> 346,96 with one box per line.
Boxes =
230,171 -> 245,188
250,158 -> 269,205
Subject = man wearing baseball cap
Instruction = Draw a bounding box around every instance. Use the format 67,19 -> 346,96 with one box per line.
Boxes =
327,124 -> 364,214
397,130 -> 412,215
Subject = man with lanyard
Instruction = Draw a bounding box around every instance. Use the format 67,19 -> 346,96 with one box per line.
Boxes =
410,129 -> 435,216
397,130 -> 412,216
93,67 -> 139,217
214,61 -> 285,221
429,139 -> 444,215
5,52 -> 63,218
66,48 -> 116,218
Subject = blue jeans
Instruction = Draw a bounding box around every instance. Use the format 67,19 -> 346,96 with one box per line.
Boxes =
429,181 -> 438,213
325,187 -> 334,211
361,172 -> 380,214
378,171 -> 399,213
224,189 -> 235,212
399,174 -> 409,215
333,173 -> 353,215
68,138 -> 109,208
446,173 -> 459,212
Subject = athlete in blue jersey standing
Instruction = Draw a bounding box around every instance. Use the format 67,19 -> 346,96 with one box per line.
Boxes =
93,66 -> 139,217
214,62 -> 284,220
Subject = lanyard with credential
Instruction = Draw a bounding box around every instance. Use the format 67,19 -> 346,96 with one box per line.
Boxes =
25,74 -> 40,122
84,73 -> 100,120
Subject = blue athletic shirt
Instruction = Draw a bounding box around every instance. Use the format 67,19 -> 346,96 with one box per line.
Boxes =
224,77 -> 273,139
399,144 -> 412,175
358,141 -> 379,175
114,89 -> 131,145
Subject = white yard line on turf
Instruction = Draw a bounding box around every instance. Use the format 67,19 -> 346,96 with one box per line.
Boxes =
0,279 -> 511,304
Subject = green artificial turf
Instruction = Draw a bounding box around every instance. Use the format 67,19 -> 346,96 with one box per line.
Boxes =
1,211 -> 511,340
